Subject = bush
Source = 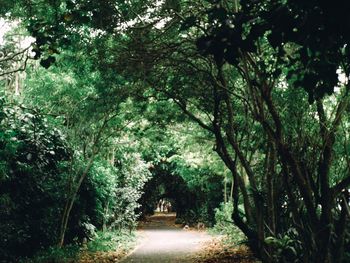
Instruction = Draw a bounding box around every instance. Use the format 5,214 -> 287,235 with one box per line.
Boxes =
212,201 -> 246,244
87,230 -> 136,252
65,149 -> 150,243
21,245 -> 80,263
0,100 -> 71,262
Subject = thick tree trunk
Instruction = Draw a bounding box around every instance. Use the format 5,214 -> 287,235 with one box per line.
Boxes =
333,193 -> 349,263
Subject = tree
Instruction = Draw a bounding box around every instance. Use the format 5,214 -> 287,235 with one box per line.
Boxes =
193,1 -> 350,262
23,44 -> 147,246
0,20 -> 33,95
100,1 -> 350,262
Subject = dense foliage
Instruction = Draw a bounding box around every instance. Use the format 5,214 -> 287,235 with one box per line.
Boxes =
0,98 -> 70,260
0,96 -> 150,261
1,1 -> 350,263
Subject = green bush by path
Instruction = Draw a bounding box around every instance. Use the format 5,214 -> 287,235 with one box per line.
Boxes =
87,230 -> 136,252
212,202 -> 246,245
0,99 -> 71,262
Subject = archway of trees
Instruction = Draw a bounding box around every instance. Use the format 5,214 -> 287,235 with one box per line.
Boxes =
138,153 -> 223,225
1,1 -> 350,263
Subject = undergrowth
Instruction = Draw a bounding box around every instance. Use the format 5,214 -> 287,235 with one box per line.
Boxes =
87,229 -> 136,252
210,201 -> 246,246
21,230 -> 136,263
20,244 -> 80,263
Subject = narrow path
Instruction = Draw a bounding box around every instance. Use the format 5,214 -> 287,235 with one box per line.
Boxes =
121,213 -> 211,263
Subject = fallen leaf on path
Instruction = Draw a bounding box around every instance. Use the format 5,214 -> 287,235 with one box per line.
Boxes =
190,237 -> 259,263
78,249 -> 128,263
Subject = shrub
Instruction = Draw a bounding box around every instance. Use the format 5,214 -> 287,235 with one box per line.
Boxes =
21,245 -> 80,263
212,202 -> 246,244
87,230 -> 136,252
0,100 -> 71,262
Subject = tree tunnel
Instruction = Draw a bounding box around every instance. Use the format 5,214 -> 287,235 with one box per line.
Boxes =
137,158 -> 223,225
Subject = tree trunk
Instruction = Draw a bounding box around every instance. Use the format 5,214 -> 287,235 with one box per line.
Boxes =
58,155 -> 95,247
103,199 -> 110,232
266,143 -> 276,235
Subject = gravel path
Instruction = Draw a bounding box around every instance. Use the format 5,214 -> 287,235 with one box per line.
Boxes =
120,213 -> 211,263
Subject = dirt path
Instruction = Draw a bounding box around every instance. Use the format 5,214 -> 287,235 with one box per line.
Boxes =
120,213 -> 212,263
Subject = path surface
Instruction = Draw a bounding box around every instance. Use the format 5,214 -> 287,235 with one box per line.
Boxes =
121,213 -> 212,263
